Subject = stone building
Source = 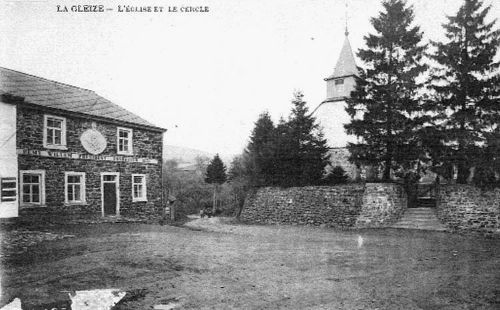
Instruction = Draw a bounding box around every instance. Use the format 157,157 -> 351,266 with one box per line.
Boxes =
0,67 -> 166,220
312,29 -> 360,179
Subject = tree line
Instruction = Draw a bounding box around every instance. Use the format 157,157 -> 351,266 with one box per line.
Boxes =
230,0 -> 499,190
166,0 -> 499,218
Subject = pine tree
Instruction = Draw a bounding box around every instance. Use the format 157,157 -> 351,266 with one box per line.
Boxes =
245,112 -> 277,186
345,0 -> 428,181
242,93 -> 330,188
323,166 -> 349,185
205,154 -> 227,211
274,91 -> 330,187
428,0 -> 500,183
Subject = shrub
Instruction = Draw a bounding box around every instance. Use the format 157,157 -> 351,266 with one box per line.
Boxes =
323,166 -> 349,185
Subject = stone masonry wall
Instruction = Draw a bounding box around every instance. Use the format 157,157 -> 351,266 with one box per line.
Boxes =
437,185 -> 500,235
326,147 -> 373,181
16,105 -> 164,223
17,105 -> 163,159
327,148 -> 358,179
240,185 -> 365,228
355,183 -> 407,228
241,183 -> 407,229
18,157 -> 163,222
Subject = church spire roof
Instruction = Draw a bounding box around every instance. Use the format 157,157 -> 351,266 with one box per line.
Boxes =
326,33 -> 358,80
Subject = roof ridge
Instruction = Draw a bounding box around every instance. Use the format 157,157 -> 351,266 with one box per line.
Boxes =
0,67 -> 95,93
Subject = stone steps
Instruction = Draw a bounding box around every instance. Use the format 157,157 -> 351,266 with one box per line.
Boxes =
391,207 -> 447,231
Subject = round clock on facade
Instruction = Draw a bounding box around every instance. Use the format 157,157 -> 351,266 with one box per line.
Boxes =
80,129 -> 107,155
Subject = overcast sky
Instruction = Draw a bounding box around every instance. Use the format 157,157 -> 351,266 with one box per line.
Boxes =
1,0 -> 499,155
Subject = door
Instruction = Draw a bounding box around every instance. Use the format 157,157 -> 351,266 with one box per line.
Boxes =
103,183 -> 117,215
101,173 -> 119,216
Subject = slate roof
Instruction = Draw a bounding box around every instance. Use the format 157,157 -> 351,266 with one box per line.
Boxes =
326,35 -> 358,80
0,67 -> 164,131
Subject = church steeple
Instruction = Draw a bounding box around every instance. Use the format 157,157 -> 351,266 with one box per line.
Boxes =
330,34 -> 357,79
312,2 -> 359,155
324,32 -> 358,102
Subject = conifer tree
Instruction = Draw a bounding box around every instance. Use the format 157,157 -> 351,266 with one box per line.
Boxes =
242,93 -> 329,188
274,91 -> 330,187
205,154 -> 227,211
427,0 -> 500,183
345,0 -> 428,181
245,112 -> 277,186
323,166 -> 349,185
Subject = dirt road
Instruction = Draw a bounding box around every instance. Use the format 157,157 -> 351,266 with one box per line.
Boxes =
1,218 -> 499,309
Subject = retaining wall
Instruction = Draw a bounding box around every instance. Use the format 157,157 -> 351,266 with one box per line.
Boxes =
437,185 -> 500,235
356,183 -> 407,227
241,185 -> 364,227
241,183 -> 407,228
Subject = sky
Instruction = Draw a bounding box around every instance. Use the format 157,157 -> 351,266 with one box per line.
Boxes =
1,0 -> 499,156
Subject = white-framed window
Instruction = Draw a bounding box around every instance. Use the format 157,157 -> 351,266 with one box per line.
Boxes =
20,170 -> 45,206
43,115 -> 67,149
65,172 -> 86,204
1,177 -> 17,202
117,127 -> 133,155
132,174 -> 147,202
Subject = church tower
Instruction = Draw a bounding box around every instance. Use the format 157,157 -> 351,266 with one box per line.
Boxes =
313,28 -> 358,148
313,24 -> 360,178
325,30 -> 357,103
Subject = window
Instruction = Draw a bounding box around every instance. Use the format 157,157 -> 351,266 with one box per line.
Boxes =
65,172 -> 86,204
103,174 -> 117,182
1,178 -> 17,202
335,78 -> 345,93
117,127 -> 133,155
43,115 -> 67,149
20,170 -> 45,206
132,174 -> 147,202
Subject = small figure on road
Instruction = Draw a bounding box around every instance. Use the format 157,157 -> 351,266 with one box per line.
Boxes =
200,204 -> 213,218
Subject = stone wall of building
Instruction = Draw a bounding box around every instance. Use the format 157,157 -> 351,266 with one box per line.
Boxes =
326,147 -> 377,181
17,157 -> 163,222
240,185 -> 365,227
327,148 -> 359,179
16,105 -> 164,223
355,183 -> 407,227
17,105 -> 163,160
437,185 -> 500,234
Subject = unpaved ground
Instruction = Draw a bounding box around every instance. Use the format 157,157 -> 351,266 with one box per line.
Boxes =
1,218 -> 500,309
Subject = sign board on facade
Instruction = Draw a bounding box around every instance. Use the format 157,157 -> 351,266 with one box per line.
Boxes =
17,149 -> 159,164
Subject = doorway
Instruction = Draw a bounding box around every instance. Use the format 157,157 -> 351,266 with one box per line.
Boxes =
101,173 -> 119,216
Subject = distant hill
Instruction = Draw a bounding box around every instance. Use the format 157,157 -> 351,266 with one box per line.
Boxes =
163,145 -> 211,163
163,145 -> 235,166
